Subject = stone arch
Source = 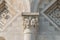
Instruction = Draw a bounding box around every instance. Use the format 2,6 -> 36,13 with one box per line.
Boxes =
5,0 -> 31,12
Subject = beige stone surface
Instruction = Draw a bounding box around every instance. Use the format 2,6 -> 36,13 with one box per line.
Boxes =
0,15 -> 24,40
0,0 -> 30,40
6,0 -> 30,12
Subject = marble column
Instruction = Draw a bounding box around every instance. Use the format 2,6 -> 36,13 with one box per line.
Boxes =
22,12 -> 39,40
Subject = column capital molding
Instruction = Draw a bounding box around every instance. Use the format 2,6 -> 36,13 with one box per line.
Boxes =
22,12 -> 39,16
22,12 -> 39,40
22,12 -> 39,30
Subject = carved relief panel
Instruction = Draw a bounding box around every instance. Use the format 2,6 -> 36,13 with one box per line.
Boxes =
22,13 -> 39,30
48,8 -> 60,26
42,0 -> 60,30
0,0 -> 13,31
24,16 -> 38,29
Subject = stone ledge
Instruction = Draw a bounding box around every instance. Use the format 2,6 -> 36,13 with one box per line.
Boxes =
22,12 -> 39,16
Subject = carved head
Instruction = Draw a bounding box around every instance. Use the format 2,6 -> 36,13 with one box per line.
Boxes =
24,18 -> 29,28
31,18 -> 36,26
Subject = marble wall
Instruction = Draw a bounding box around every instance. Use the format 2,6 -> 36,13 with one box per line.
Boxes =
38,0 -> 60,40
0,0 -> 30,40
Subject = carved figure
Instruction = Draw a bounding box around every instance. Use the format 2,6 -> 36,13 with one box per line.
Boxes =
31,18 -> 36,27
24,18 -> 29,29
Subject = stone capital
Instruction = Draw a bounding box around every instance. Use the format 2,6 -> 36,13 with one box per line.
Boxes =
22,12 -> 39,30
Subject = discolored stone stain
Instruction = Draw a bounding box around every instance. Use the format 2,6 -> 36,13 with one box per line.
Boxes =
0,37 -> 5,40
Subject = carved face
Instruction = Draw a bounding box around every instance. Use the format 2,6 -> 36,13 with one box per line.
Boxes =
31,18 -> 36,26
24,18 -> 29,27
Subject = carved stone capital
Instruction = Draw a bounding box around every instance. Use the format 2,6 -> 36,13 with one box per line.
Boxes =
22,12 -> 39,30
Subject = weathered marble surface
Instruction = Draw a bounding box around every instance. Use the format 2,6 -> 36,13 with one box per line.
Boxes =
0,0 -> 30,40
38,0 -> 60,40
6,0 -> 30,12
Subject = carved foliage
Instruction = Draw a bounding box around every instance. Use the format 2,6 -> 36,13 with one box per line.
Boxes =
23,16 -> 39,29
